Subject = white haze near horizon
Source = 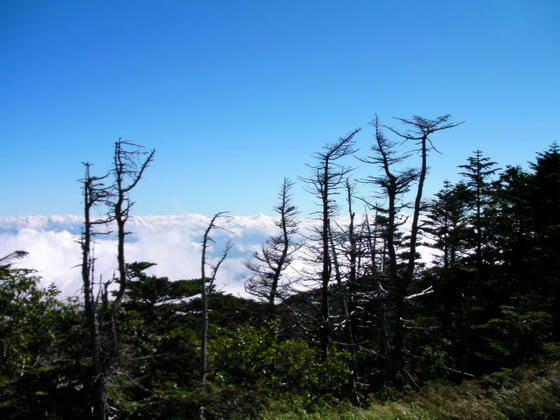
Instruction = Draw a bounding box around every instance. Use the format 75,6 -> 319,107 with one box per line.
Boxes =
0,214 -> 287,299
0,213 -> 436,300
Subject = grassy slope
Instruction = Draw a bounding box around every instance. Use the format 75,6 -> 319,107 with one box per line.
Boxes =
264,361 -> 560,420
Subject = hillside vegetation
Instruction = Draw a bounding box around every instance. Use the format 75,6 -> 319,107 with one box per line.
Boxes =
264,361 -> 560,419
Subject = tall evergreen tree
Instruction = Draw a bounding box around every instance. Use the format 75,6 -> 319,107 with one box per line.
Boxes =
424,181 -> 470,334
458,150 -> 499,295
530,144 -> 560,336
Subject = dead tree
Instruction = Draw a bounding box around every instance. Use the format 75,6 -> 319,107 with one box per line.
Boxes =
91,138 -> 155,378
363,210 -> 390,359
80,162 -> 112,420
200,212 -> 232,384
109,139 -> 155,324
359,116 -> 418,380
200,213 -> 232,420
345,180 -> 358,286
328,221 -> 360,403
385,115 -> 462,379
80,139 -> 154,418
244,178 -> 302,311
302,128 -> 360,364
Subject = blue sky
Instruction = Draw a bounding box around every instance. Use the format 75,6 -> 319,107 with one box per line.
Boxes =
1,0 -> 558,217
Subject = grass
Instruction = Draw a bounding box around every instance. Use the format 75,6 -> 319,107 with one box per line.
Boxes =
263,361 -> 560,420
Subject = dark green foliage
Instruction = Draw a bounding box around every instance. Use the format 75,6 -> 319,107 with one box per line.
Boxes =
263,361 -> 560,419
475,305 -> 553,365
209,322 -> 354,406
530,144 -> 560,336
0,254 -> 90,419
116,382 -> 266,420
419,145 -> 560,376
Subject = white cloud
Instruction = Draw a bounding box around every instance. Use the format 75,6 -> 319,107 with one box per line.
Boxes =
0,214 -> 280,299
0,213 -> 436,300
0,228 -> 83,295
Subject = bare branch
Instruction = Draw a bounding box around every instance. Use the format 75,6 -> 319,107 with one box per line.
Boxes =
405,285 -> 434,300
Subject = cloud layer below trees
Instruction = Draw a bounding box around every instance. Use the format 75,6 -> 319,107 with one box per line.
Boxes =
0,213 -> 435,300
0,214 -> 284,299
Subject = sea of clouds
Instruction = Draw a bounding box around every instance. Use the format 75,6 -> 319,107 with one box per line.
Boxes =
0,214 -> 289,299
0,213 -> 435,300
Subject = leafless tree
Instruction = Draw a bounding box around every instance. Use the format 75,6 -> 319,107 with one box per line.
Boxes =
110,139 -> 155,315
360,115 -> 461,382
328,220 -> 360,403
345,180 -> 358,286
244,178 -> 302,311
359,116 -> 417,374
200,212 -> 232,420
301,128 -> 360,364
200,213 -> 232,382
363,209 -> 390,359
386,115 -> 462,379
79,139 -> 154,419
80,162 -> 112,420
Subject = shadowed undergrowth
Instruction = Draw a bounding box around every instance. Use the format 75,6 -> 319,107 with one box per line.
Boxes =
263,361 -> 560,420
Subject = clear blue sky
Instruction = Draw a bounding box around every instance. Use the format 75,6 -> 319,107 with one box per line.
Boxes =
1,0 -> 558,217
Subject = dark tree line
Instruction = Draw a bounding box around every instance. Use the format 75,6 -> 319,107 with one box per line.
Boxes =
1,121 -> 559,419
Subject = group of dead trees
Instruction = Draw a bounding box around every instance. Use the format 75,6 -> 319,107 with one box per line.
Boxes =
80,114 -> 461,417
80,140 -> 232,420
244,115 -> 462,395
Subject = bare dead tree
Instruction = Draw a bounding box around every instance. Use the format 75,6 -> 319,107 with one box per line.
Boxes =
387,115 -> 463,286
363,210 -> 390,359
109,139 -> 155,319
385,115 -> 462,379
200,212 -> 231,383
359,115 -> 418,380
80,162 -> 112,420
244,178 -> 302,311
343,180 -> 358,286
79,140 -> 154,419
327,221 -> 360,403
200,212 -> 232,420
301,128 -> 360,365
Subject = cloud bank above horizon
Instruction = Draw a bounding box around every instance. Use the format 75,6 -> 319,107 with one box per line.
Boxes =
0,213 -> 437,300
0,214 -> 286,299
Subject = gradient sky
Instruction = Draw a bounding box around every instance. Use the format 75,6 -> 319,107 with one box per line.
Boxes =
1,0 -> 558,217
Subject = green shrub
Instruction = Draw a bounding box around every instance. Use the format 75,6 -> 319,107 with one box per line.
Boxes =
263,361 -> 560,420
209,322 -> 355,406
